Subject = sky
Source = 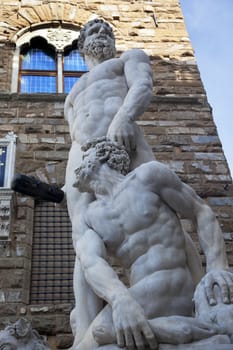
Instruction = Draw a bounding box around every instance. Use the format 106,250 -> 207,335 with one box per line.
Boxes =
180,0 -> 233,178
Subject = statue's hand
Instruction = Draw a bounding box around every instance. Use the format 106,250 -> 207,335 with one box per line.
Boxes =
107,119 -> 137,153
204,270 -> 233,305
112,295 -> 158,349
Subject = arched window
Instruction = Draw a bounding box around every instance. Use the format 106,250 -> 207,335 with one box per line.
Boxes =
64,48 -> 88,93
20,38 -> 57,93
13,26 -> 88,94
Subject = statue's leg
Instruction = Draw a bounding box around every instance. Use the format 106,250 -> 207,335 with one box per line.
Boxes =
71,256 -> 103,342
66,143 -> 104,345
129,124 -> 154,170
71,207 -> 104,346
159,334 -> 231,350
148,316 -> 215,345
97,346 -> 126,350
72,305 -> 113,350
72,269 -> 218,349
92,315 -> 216,348
72,298 -> 216,349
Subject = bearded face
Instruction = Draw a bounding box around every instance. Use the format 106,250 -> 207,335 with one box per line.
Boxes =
83,34 -> 116,62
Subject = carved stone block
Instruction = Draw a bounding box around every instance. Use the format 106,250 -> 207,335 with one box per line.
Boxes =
0,189 -> 14,239
0,318 -> 51,349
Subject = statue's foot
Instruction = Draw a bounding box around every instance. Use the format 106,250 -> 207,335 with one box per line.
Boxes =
93,324 -> 116,346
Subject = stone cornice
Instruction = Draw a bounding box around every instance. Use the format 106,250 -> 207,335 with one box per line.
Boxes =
0,93 -> 208,105
0,93 -> 67,102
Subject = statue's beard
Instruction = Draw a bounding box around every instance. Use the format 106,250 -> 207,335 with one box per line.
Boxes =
83,37 -> 116,61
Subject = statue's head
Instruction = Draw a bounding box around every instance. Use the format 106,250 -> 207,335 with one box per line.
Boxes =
0,319 -> 50,350
73,137 -> 130,192
77,19 -> 116,62
81,137 -> 130,174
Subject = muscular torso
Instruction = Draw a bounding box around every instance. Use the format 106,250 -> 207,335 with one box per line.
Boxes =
65,55 -> 154,219
64,58 -> 129,218
86,173 -> 194,317
67,58 -> 128,144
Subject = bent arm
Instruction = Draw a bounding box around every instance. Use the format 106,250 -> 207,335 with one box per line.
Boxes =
107,49 -> 153,150
168,181 -> 228,271
144,162 -> 228,272
115,49 -> 153,122
77,227 -> 157,348
77,229 -> 131,305
166,177 -> 228,272
193,201 -> 228,271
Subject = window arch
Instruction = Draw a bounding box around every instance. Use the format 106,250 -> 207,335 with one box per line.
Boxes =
12,25 -> 88,94
20,38 -> 57,93
63,47 -> 88,93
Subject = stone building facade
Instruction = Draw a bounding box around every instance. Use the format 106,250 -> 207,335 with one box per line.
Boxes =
0,0 -> 232,349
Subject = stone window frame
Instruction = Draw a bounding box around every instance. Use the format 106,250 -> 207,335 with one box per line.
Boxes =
11,23 -> 85,93
0,132 -> 17,239
19,40 -> 58,93
0,132 -> 17,189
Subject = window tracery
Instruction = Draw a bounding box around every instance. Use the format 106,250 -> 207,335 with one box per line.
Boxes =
11,25 -> 88,93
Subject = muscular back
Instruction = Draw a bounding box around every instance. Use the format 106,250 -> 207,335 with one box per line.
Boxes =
65,58 -> 128,144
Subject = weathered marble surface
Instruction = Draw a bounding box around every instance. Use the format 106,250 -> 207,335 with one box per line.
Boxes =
64,19 -> 155,347
0,318 -> 50,350
64,19 -> 233,350
70,138 -> 233,349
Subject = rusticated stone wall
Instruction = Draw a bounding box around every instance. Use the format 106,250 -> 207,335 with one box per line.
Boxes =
0,1 -> 232,349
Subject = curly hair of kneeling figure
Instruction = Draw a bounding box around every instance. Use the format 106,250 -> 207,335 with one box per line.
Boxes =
81,137 -> 130,175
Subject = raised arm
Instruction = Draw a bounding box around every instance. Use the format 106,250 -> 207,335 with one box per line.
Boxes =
77,228 -> 156,349
107,49 -> 153,151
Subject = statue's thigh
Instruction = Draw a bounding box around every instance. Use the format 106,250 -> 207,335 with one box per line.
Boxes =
97,346 -> 126,350
159,334 -> 231,349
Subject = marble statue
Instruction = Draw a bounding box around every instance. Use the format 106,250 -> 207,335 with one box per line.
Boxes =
8,18 -> 233,350
63,19 -> 155,345
69,138 -> 233,350
0,318 -> 50,350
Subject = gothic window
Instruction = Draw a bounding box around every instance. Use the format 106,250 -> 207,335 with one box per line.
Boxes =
12,26 -> 88,94
20,38 -> 57,93
63,48 -> 88,93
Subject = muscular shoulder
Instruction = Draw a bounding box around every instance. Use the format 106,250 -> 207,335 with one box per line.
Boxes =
120,49 -> 150,64
136,161 -> 182,193
94,57 -> 125,77
136,160 -> 172,179
119,49 -> 152,88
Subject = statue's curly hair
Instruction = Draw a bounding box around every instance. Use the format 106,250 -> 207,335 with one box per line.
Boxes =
77,19 -> 114,52
81,137 -> 130,175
